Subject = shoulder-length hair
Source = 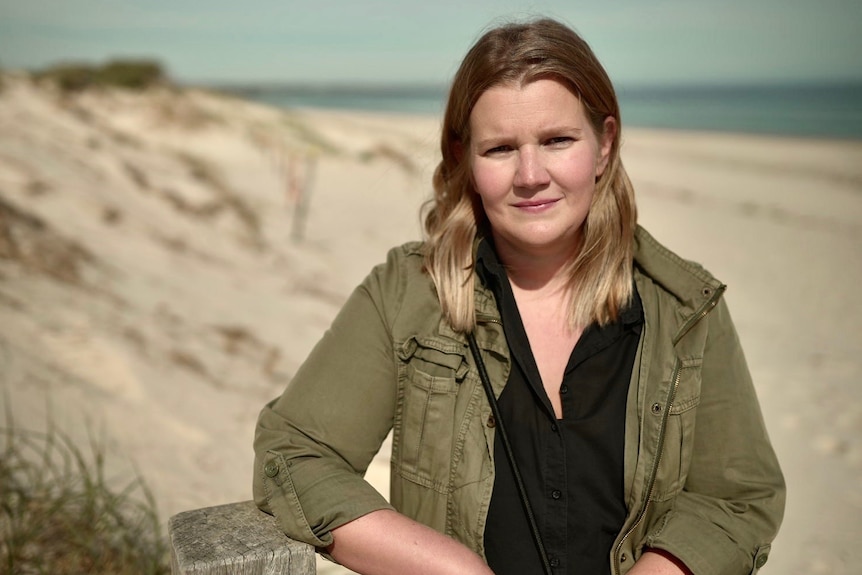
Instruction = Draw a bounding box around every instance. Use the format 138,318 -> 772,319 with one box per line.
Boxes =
423,17 -> 637,333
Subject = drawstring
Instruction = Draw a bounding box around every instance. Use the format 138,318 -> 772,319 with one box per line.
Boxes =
467,333 -> 554,575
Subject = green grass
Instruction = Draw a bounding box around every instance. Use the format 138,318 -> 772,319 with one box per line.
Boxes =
35,59 -> 167,93
0,412 -> 169,574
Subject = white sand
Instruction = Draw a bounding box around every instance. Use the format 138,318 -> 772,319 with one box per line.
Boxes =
1,74 -> 859,574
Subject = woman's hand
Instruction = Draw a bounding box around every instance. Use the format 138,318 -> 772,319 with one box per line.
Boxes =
327,509 -> 495,575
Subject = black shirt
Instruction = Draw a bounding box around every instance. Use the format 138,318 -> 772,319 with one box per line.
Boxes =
477,240 -> 643,575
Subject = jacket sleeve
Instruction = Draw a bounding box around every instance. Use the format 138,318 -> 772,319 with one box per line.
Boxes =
252,249 -> 406,549
647,298 -> 786,575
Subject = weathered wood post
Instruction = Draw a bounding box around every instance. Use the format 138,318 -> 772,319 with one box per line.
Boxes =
169,500 -> 316,574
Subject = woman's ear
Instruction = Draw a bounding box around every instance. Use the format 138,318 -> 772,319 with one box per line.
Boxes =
596,116 -> 616,177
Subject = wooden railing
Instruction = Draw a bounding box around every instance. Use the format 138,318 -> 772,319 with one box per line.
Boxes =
168,500 -> 316,574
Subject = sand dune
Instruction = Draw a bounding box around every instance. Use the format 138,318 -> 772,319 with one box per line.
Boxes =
1,74 -> 860,574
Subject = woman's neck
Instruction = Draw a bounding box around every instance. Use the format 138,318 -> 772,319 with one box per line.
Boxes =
492,235 -> 579,296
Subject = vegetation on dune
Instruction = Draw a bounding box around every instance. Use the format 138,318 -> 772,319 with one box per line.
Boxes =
0,195 -> 98,286
34,59 -> 168,93
0,410 -> 170,574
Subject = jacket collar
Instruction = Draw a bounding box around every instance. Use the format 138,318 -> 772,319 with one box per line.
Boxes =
472,236 -> 503,323
467,226 -> 723,327
633,225 -> 725,312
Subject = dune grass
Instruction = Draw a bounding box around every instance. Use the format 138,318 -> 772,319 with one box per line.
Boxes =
0,411 -> 169,574
35,60 -> 167,93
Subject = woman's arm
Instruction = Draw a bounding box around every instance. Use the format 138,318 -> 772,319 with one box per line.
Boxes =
627,550 -> 692,575
328,509 -> 494,575
643,298 -> 785,574
254,248 -> 409,548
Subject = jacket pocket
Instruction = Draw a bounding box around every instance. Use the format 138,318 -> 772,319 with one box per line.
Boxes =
653,357 -> 701,501
395,336 -> 468,492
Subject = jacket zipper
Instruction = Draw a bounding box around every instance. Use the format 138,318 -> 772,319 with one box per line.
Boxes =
611,286 -> 724,575
475,313 -> 501,327
612,361 -> 682,575
673,285 -> 725,346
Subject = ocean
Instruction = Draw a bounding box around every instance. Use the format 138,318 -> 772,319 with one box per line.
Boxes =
221,82 -> 862,141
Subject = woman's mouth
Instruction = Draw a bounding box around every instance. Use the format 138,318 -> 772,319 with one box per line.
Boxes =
513,198 -> 560,212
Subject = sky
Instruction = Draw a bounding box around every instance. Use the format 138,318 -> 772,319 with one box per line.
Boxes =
1,0 -> 860,87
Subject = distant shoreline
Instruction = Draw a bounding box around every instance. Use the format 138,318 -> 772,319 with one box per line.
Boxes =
208,80 -> 862,141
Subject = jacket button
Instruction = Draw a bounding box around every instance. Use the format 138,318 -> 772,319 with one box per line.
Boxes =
549,557 -> 560,567
755,554 -> 768,568
264,461 -> 279,478
651,402 -> 662,414
551,490 -> 562,500
620,553 -> 627,562
486,415 -> 496,428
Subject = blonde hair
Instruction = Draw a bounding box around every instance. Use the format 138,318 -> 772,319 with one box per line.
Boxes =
423,17 -> 637,333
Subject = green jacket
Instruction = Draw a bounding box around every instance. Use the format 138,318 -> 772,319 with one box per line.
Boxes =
253,226 -> 785,575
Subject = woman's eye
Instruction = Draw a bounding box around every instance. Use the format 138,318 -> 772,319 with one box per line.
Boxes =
545,136 -> 573,146
484,145 -> 512,155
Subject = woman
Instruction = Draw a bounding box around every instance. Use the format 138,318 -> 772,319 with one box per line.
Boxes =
253,18 -> 785,575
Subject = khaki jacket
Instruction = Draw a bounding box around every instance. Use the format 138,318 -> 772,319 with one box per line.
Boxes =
254,226 -> 785,575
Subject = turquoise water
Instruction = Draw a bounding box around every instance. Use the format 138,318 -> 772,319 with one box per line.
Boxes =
220,82 -> 862,140
617,83 -> 862,140
226,84 -> 448,116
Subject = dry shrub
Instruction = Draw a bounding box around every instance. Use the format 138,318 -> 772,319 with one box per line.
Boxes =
169,348 -> 210,379
0,195 -> 96,284
358,143 -> 418,175
149,90 -> 220,130
174,153 -> 264,249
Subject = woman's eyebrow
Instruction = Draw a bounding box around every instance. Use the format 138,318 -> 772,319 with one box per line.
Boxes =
473,126 -> 585,149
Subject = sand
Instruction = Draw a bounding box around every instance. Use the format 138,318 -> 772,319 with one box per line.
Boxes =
1,74 -> 860,574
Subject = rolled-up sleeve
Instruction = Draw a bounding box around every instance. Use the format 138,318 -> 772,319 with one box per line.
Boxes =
253,248 -> 406,548
647,299 -> 786,575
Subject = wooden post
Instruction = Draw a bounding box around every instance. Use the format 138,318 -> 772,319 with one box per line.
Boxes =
288,147 -> 319,244
169,500 -> 316,574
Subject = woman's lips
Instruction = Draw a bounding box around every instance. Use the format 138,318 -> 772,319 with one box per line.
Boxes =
513,198 -> 560,212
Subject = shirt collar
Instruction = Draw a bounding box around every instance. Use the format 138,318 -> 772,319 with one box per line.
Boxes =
475,236 -> 505,290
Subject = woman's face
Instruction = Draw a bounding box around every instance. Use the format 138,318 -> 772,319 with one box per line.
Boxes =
468,78 -> 614,262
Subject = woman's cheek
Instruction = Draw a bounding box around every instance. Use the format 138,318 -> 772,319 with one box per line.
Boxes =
471,160 -> 509,202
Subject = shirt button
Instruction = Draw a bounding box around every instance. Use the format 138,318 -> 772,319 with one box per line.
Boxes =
551,489 -> 562,500
755,554 -> 769,568
264,461 -> 279,478
549,557 -> 560,568
560,384 -> 568,394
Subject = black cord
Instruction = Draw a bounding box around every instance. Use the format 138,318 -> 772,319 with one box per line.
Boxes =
467,333 -> 553,575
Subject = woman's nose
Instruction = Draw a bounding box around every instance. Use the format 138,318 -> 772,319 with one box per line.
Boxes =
513,146 -> 550,189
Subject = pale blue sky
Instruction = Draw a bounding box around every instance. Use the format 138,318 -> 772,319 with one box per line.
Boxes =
1,0 -> 860,85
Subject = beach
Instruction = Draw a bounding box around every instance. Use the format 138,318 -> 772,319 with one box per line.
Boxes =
1,74 -> 860,574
